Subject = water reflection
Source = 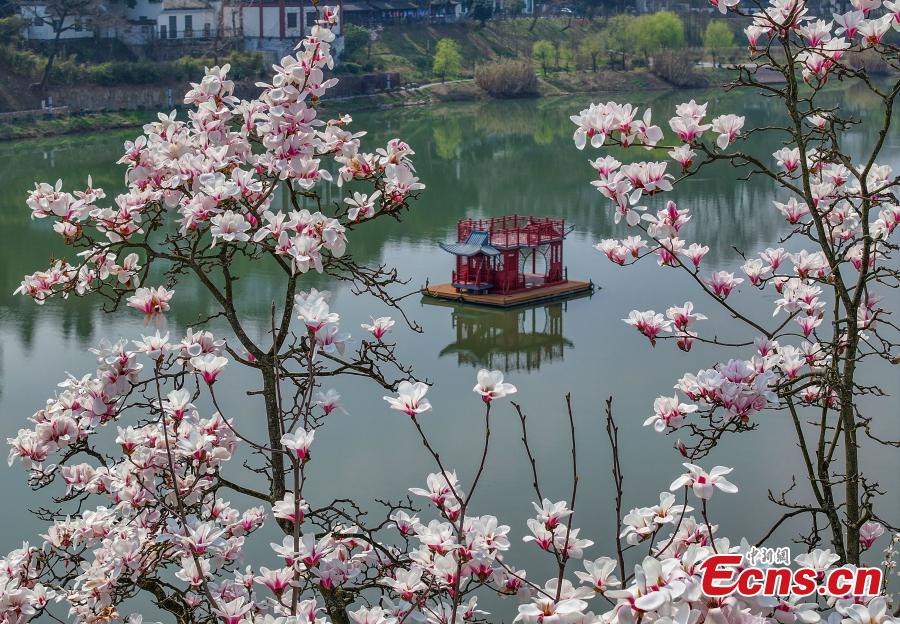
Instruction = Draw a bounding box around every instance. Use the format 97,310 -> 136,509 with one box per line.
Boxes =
431,300 -> 583,372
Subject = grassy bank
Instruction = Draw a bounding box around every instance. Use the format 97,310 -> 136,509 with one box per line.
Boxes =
0,111 -> 154,141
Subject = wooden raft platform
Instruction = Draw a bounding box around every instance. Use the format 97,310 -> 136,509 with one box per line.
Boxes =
422,280 -> 593,308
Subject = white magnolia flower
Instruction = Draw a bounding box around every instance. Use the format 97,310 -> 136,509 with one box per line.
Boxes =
473,369 -> 517,402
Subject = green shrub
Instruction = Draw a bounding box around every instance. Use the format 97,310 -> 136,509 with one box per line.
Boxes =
475,59 -> 539,98
651,52 -> 709,88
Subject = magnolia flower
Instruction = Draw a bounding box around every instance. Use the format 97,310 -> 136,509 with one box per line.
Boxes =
859,521 -> 885,549
834,10 -> 866,38
623,310 -> 671,346
295,290 -> 339,331
133,331 -> 170,361
666,302 -> 706,331
514,597 -> 587,624
190,353 -> 228,384
532,499 -> 573,529
774,147 -> 802,173
383,381 -> 431,416
860,14 -> 893,46
575,557 -> 620,592
644,395 -> 698,432
344,190 -> 382,221
362,316 -> 395,340
389,510 -> 420,535
473,369 -> 517,402
127,286 -> 174,321
670,463 -> 738,499
215,597 -> 252,624
596,239 -> 628,265
709,0 -> 740,14
794,548 -> 840,580
380,568 -> 427,601
209,210 -> 251,246
668,144 -> 695,169
349,606 -> 397,624
842,598 -> 892,624
775,197 -> 810,224
314,389 -> 344,415
705,271 -> 743,299
281,429 -> 315,461
273,493 -> 309,523
742,258 -> 770,286
711,114 -> 745,150
682,243 -> 709,268
622,235 -> 647,257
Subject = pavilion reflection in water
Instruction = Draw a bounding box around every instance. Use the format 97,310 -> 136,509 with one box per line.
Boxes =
436,301 -> 575,372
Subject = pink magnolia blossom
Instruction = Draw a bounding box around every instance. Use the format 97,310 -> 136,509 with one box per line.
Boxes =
859,520 -> 885,549
623,310 -> 672,346
190,353 -> 228,384
705,271 -> 744,299
682,243 -> 709,268
126,286 -> 174,321
644,395 -> 698,432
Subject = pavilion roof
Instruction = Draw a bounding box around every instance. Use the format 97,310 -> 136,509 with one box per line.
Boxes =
439,230 -> 501,257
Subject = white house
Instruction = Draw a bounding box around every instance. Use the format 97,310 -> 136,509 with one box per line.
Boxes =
225,0 -> 342,40
117,0 -> 164,44
16,1 -> 101,40
157,0 -> 220,39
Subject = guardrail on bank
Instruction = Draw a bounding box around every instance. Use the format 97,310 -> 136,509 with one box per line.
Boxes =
0,107 -> 71,123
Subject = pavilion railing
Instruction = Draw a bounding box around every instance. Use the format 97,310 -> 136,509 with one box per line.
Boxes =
457,215 -> 565,248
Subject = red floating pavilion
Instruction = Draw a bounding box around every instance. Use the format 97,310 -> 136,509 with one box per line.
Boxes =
423,215 -> 592,307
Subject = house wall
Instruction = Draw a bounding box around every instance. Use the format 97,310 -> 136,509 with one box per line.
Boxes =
157,9 -> 216,38
127,0 -> 165,23
18,5 -> 96,40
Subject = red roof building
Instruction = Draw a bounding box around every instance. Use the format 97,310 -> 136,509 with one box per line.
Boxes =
439,215 -> 573,295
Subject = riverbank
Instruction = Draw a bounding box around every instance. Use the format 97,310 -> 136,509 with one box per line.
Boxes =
0,68 -> 700,142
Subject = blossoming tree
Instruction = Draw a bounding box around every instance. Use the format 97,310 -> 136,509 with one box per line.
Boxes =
2,2 -> 899,624
573,0 -> 900,566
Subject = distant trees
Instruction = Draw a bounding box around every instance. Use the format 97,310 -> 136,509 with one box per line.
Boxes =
601,14 -> 634,68
432,38 -> 462,81
578,31 -> 604,72
342,23 -> 371,64
532,39 -> 554,75
631,11 -> 685,61
594,11 -> 685,68
703,19 -> 735,67
343,24 -> 373,70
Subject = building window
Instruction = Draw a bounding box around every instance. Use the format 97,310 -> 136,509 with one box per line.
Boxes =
203,22 -> 211,37
184,14 -> 193,36
168,15 -> 176,37
286,11 -> 297,28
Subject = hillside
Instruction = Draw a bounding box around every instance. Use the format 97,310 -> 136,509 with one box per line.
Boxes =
362,18 -> 608,82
